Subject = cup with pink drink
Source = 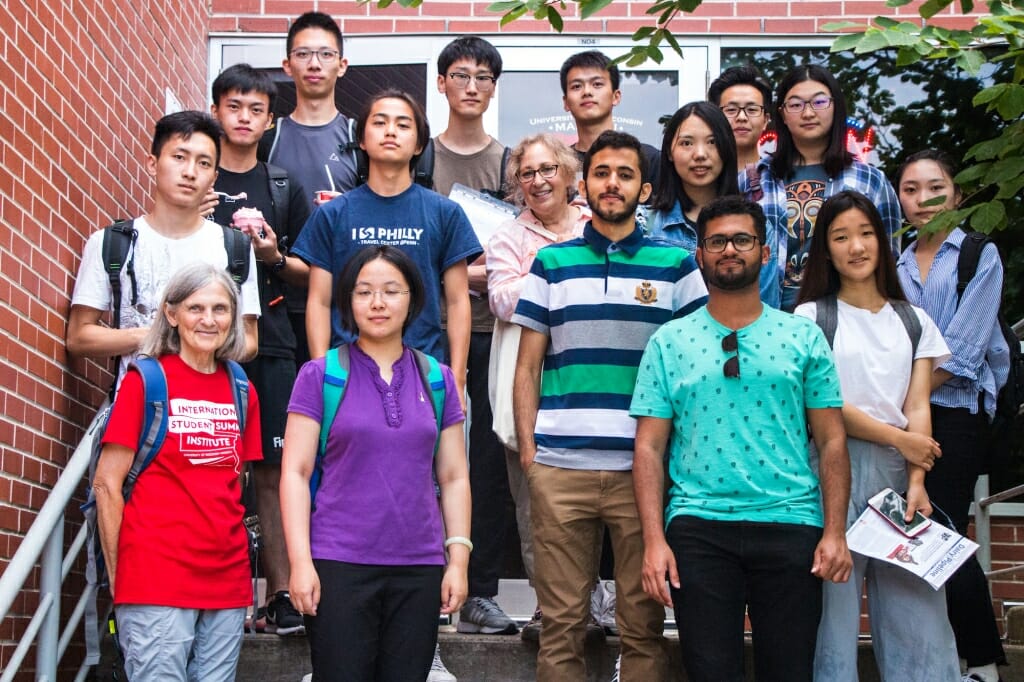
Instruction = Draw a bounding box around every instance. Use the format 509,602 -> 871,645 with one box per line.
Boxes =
233,207 -> 265,239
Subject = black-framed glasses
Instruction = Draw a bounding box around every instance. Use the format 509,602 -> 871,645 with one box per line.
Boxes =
447,72 -> 497,91
722,331 -> 740,379
517,164 -> 559,184
289,48 -> 340,63
701,234 -> 760,253
783,96 -> 834,114
720,104 -> 765,119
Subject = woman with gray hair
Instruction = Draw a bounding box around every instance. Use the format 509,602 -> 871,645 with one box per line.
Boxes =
93,261 -> 262,682
486,132 -> 590,639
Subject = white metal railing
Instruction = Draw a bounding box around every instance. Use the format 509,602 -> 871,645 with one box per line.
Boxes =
0,408 -> 106,682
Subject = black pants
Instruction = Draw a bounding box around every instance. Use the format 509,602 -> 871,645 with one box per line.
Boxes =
306,561 -> 442,682
929,404 -> 1007,667
467,331 -> 513,597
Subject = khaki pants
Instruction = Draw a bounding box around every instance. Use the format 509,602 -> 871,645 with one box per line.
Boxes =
527,463 -> 666,681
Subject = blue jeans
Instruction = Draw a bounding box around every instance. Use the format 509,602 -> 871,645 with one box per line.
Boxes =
116,604 -> 245,682
666,515 -> 822,682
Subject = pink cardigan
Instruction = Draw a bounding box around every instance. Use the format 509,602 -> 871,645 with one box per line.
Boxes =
486,206 -> 590,321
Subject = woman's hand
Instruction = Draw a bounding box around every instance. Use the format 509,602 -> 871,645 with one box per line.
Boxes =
440,562 -> 468,615
288,560 -> 321,617
895,430 -> 941,471
905,484 -> 934,520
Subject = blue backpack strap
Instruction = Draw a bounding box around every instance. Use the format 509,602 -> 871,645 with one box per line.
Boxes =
411,348 -> 446,457
224,360 -> 249,433
313,346 -> 350,504
121,357 -> 169,501
814,294 -> 839,350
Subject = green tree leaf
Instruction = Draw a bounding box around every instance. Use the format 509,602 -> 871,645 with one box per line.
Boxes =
487,0 -> 522,10
580,0 -> 614,20
971,200 -> 1007,232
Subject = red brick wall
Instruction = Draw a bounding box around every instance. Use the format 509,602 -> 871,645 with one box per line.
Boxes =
210,0 -> 985,35
0,0 -> 209,675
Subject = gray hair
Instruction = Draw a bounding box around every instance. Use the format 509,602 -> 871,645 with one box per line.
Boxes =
139,262 -> 247,361
504,132 -> 579,208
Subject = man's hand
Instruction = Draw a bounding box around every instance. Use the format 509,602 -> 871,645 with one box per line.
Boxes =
199,189 -> 218,218
641,538 -> 679,607
811,530 -> 852,583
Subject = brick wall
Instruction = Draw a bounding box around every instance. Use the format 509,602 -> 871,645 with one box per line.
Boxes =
0,0 -> 209,675
210,0 -> 985,35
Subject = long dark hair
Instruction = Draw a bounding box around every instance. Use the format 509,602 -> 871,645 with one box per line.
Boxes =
649,102 -> 739,213
796,190 -> 906,305
770,64 -> 853,180
355,89 -> 430,170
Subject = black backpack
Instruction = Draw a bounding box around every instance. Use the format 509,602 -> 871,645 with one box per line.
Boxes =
814,294 -> 922,355
956,232 -> 1024,454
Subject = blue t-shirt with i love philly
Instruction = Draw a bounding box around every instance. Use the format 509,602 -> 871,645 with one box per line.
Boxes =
292,183 -> 482,362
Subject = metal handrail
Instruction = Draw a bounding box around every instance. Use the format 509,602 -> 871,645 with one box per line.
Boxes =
0,409 -> 105,681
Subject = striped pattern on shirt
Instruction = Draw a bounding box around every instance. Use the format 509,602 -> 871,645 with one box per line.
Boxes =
511,224 -> 708,471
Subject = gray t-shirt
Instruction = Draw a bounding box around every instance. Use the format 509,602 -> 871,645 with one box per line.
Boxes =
267,113 -> 359,213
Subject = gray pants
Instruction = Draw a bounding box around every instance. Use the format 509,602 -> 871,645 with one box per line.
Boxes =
813,438 -> 960,681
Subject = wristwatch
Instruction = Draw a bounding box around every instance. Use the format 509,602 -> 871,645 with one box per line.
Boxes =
270,255 -> 287,273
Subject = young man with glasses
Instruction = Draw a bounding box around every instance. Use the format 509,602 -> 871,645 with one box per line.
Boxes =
631,195 -> 852,682
427,37 -> 521,644
513,131 -> 707,681
707,65 -> 773,173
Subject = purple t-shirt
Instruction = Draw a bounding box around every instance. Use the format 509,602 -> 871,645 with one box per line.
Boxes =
288,345 -> 465,565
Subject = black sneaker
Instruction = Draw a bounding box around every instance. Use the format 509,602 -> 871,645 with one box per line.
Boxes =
266,591 -> 305,636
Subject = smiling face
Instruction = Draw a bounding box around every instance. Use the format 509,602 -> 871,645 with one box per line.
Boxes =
780,79 -> 834,150
165,281 -> 234,364
351,257 -> 412,344
671,114 -> 724,199
518,142 -> 572,221
148,133 -> 218,210
283,27 -> 348,101
898,159 -> 960,229
826,207 -> 879,286
211,89 -> 273,150
360,97 -> 423,166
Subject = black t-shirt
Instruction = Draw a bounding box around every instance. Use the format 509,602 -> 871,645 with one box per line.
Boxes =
214,164 -> 296,358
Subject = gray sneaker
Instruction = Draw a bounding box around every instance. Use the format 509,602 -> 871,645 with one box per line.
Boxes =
427,643 -> 456,682
457,596 -> 519,634
609,654 -> 621,682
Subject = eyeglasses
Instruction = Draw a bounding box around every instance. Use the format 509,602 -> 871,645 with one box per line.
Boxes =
289,48 -> 340,63
783,96 -> 834,114
517,164 -> 559,184
722,331 -> 740,379
701,234 -> 760,253
720,104 -> 765,119
352,289 -> 410,303
447,72 -> 497,91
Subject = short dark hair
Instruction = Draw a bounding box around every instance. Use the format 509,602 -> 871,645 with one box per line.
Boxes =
151,111 -> 223,165
287,11 -> 343,55
707,64 -> 773,114
437,36 -> 502,80
771,64 -> 853,180
696,195 -> 767,244
649,101 -> 739,214
583,130 -> 646,181
895,148 -> 959,189
796,190 -> 905,306
212,63 -> 278,111
336,245 -> 426,336
559,50 -> 620,95
355,89 -> 430,169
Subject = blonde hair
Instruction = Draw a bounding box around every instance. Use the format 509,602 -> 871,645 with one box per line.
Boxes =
139,262 -> 247,361
504,133 -> 579,208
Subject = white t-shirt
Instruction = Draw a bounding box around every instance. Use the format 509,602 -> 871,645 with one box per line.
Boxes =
71,217 -> 260,376
794,299 -> 950,429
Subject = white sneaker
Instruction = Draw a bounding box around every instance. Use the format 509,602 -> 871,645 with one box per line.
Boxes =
300,675 -> 312,682
609,653 -> 621,682
427,643 -> 457,682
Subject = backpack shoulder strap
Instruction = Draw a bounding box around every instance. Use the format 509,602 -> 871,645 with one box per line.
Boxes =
258,119 -> 279,162
496,145 -> 512,200
956,231 -> 989,305
265,163 -> 291,245
121,357 -> 169,501
411,348 -> 446,457
220,224 -> 252,289
814,295 -> 839,350
889,300 -> 923,358
224,360 -> 249,433
100,220 -> 137,330
413,138 -> 435,190
312,346 -> 350,502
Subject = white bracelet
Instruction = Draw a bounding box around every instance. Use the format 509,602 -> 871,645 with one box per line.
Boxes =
444,536 -> 474,552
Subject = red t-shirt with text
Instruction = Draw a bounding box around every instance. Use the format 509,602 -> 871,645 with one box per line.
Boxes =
102,354 -> 262,608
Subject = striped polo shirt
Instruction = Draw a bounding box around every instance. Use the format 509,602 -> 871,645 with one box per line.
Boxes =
512,223 -> 708,471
